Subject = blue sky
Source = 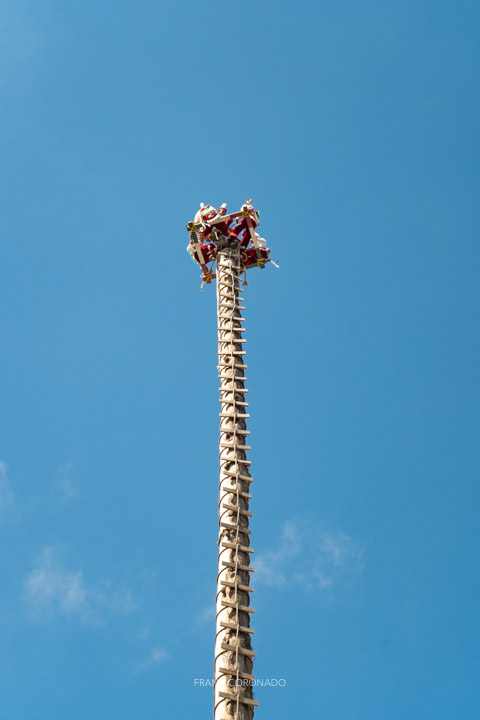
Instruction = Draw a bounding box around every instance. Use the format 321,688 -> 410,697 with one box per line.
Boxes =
1,1 -> 479,717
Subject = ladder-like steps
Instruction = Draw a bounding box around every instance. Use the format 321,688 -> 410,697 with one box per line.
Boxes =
215,246 -> 257,714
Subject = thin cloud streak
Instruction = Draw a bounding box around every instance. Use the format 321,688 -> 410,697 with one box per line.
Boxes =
54,462 -> 77,501
24,546 -> 137,623
255,520 -> 364,592
135,645 -> 169,673
195,604 -> 216,625
0,461 -> 14,514
255,520 -> 301,587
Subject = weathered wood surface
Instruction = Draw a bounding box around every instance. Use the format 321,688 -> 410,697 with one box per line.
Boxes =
214,240 -> 256,720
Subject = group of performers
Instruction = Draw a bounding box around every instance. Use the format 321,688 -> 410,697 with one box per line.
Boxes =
186,200 -> 272,283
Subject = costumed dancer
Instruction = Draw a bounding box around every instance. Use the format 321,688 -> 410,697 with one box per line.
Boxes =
186,202 -> 232,282
230,199 -> 260,248
195,203 -> 233,241
244,233 -> 270,266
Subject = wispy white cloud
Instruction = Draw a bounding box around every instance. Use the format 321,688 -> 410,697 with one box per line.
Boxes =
255,520 -> 301,587
136,625 -> 151,640
54,462 -> 77,501
24,546 -> 137,623
150,646 -> 168,663
93,580 -> 137,615
255,520 -> 364,592
195,604 -> 216,625
135,645 -> 169,672
24,547 -> 89,620
0,461 -> 14,514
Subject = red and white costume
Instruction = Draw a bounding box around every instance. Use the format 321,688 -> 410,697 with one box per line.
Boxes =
230,201 -> 259,248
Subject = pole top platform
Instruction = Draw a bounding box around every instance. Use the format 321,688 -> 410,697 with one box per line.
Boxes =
185,200 -> 278,287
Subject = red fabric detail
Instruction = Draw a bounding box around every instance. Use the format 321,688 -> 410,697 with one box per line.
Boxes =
193,243 -> 216,264
233,217 -> 258,248
245,247 -> 268,263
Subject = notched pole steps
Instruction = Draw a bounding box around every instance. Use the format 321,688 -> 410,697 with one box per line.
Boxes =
214,240 -> 257,720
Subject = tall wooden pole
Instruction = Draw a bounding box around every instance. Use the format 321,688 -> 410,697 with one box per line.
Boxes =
214,238 -> 257,720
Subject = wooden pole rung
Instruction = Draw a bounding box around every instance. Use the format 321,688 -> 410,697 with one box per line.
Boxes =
219,621 -> 254,634
221,561 -> 254,572
220,522 -> 251,534
218,353 -> 245,358
218,691 -> 259,708
218,378 -> 247,383
220,443 -> 251,450
219,667 -> 255,681
218,367 -> 247,372
220,455 -> 252,466
219,387 -> 245,394
218,312 -> 245,319
218,394 -> 248,401
222,470 -> 253,482
218,318 -> 245,325
221,541 -> 254,552
220,429 -> 250,436
221,462 -> 251,471
218,489 -> 251,501
220,644 -> 256,658
221,600 -> 255,612
218,388 -> 248,394
219,368 -> 246,373
218,287 -> 243,295
218,387 -> 247,396
220,486 -> 252,498
220,485 -> 252,500
221,475 -> 253,485
219,397 -> 248,405
222,463 -> 252,470
219,376 -> 247,381
219,412 -> 250,418
220,490 -> 252,501
220,580 -> 254,593
221,465 -> 251,474
222,503 -> 252,517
